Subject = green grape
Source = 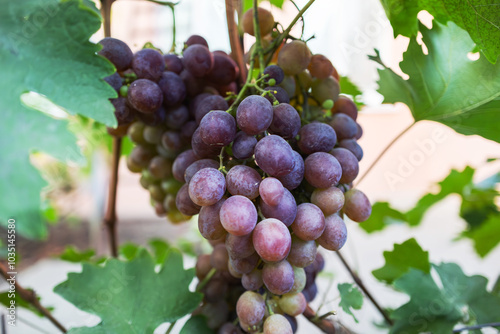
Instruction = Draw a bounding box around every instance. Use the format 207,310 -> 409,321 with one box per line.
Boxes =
127,121 -> 147,145
143,125 -> 164,145
322,99 -> 334,110
263,314 -> 293,334
278,292 -> 307,316
277,41 -> 311,75
148,156 -> 173,179
311,76 -> 340,104
290,266 -> 306,293
119,85 -> 128,97
161,178 -> 183,195
149,184 -> 165,202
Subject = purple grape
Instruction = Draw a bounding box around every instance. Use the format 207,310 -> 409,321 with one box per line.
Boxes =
180,69 -> 204,96
226,165 -> 261,199
269,103 -> 301,140
253,218 -> 291,262
135,106 -> 166,125
104,72 -> 122,92
298,122 -> 337,154
331,148 -> 359,183
343,188 -> 371,222
189,92 -> 212,116
132,48 -> 165,81
339,139 -> 363,161
128,79 -> 163,114
260,188 -> 297,226
180,120 -> 197,142
317,214 -> 347,251
200,110 -> 236,146
302,282 -> 318,302
254,135 -> 295,177
311,186 -> 344,216
291,203 -> 326,241
158,71 -> 186,107
185,35 -> 209,48
229,252 -> 259,274
175,183 -> 201,215
183,44 -> 214,77
277,151 -> 304,190
188,168 -> 226,206
264,65 -> 284,85
242,269 -> 263,291
236,95 -> 273,135
304,152 -> 342,188
163,53 -> 184,74
332,96 -> 358,120
226,233 -> 255,259
262,260 -> 295,295
259,177 -> 284,206
161,130 -> 183,152
184,159 -> 219,183
98,37 -> 133,71
264,86 -> 290,104
220,195 -> 258,236
165,105 -> 189,129
287,235 -> 317,268
198,198 -> 227,240
236,291 -> 265,327
195,95 -> 229,124
206,54 -> 239,85
329,113 -> 357,140
129,145 -> 155,168
191,127 -> 224,159
356,123 -> 363,139
172,149 -> 198,182
264,314 -> 293,334
232,132 -> 257,160
111,97 -> 134,125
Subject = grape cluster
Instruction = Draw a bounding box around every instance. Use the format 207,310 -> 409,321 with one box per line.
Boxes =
100,6 -> 371,333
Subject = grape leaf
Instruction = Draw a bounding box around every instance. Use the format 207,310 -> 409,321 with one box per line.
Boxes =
380,0 -> 500,63
391,263 -> 500,334
180,315 -> 214,334
376,22 -> 500,143
359,202 -> 406,233
462,215 -> 500,257
59,246 -> 96,263
0,291 -> 53,318
372,238 -> 430,284
54,249 -> 202,333
338,283 -> 363,323
244,0 -> 286,11
0,0 -> 116,239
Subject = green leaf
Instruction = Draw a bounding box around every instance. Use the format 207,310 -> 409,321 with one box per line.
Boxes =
269,0 -> 285,8
180,315 -> 215,334
463,215 -> 500,257
339,76 -> 362,97
391,263 -> 500,333
380,0 -> 500,63
373,238 -> 430,284
0,0 -> 117,239
376,22 -> 500,143
119,243 -> 141,260
243,0 -> 286,12
338,283 -> 363,323
148,239 -> 171,265
60,246 -> 96,263
55,249 -> 202,333
359,202 -> 407,233
0,291 -> 53,318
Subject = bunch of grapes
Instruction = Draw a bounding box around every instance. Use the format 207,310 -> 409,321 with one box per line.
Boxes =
100,6 -> 370,333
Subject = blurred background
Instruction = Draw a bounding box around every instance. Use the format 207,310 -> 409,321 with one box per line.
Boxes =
2,0 -> 499,333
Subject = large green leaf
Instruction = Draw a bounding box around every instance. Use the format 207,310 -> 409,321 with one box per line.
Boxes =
391,263 -> 500,334
54,249 -> 202,333
0,0 -> 116,238
376,22 -> 500,143
372,238 -> 430,284
380,0 -> 500,63
338,283 -> 363,323
180,315 -> 215,334
463,215 -> 500,257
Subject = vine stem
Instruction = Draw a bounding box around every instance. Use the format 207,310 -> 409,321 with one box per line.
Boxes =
252,0 -> 265,73
225,0 -> 247,85
0,263 -> 67,333
355,122 -> 415,186
336,251 -> 393,325
100,0 -> 121,258
303,304 -> 349,334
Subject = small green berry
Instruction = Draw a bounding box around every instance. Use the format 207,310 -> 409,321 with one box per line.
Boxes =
322,99 -> 334,110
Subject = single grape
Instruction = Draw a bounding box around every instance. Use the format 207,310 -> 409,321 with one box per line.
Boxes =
339,139 -> 363,161
259,177 -> 284,206
163,53 -> 184,74
219,323 -> 244,334
165,105 -> 189,129
161,130 -> 183,152
296,70 -> 313,91
232,131 -> 257,159
104,72 -> 123,92
252,218 -> 291,262
254,135 -> 295,177
184,159 -> 219,183
356,122 -> 363,139
264,65 -> 285,85
260,188 -> 297,226
269,103 -> 301,140
228,261 -> 244,278
161,178 -> 183,195
220,195 -> 258,236
203,277 -> 228,303
132,48 -> 165,81
226,233 -> 255,259
298,122 -> 337,154
229,252 -> 259,274
189,92 -> 212,116
180,120 -> 197,142
307,54 -> 334,80
262,260 -> 295,295
185,34 -> 209,48
201,300 -> 229,329
180,69 -> 204,96
279,76 -> 296,97
199,198 -> 227,240
183,44 -> 214,77
175,183 -> 201,216
314,252 -> 325,273
236,95 -> 273,135
242,7 -> 275,36
264,86 -> 290,104
135,105 -> 166,126
291,203 -> 326,241
263,314 -> 293,334
195,95 -> 229,124
172,149 -> 198,182
317,214 -> 348,251
279,292 -> 307,316
331,147 -> 359,184
329,113 -> 358,140
332,96 -> 358,120
290,266 -> 306,293
129,145 -> 156,168
304,152 -> 342,188
191,127 -> 224,159
242,269 -> 263,291
128,79 -> 163,114
302,282 -> 318,302
311,186 -> 345,215
163,194 -> 176,212
236,291 -> 266,327
98,37 -> 133,71
200,110 -> 237,146
226,165 -> 261,199
188,168 -> 226,206
148,156 -> 173,179
126,155 -> 142,173
311,76 -> 340,104
287,235 -> 317,268
211,243 -> 229,271
195,254 -> 212,279
143,125 -> 163,144
158,71 -> 186,107
277,151 -> 305,190
206,53 -> 239,85
277,40 -> 311,75
343,188 -> 372,222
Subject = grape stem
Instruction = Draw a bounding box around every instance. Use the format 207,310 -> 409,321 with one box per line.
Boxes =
225,0 -> 247,85
252,0 -> 266,74
0,262 -> 67,333
100,0 -> 121,258
336,251 -> 393,325
303,304 -> 350,334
